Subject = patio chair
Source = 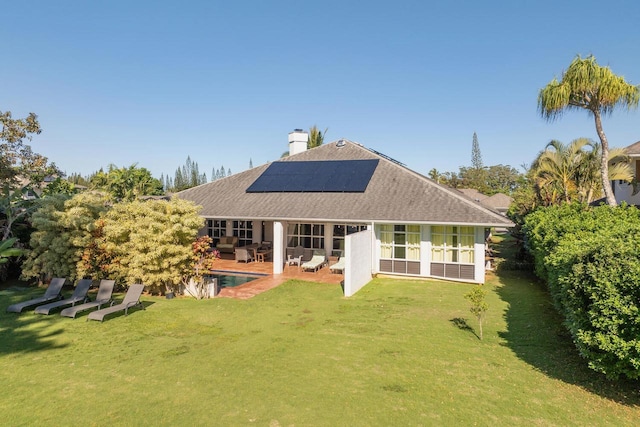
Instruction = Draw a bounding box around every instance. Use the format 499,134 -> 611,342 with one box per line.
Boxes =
329,257 -> 345,274
6,278 -> 66,313
301,249 -> 328,272
59,279 -> 115,318
287,246 -> 304,268
287,245 -> 304,268
87,283 -> 145,322
235,247 -> 254,263
34,279 -> 92,315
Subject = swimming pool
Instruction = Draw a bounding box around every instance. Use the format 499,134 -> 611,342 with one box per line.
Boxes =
206,270 -> 268,289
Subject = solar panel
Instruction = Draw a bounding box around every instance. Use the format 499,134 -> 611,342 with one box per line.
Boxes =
246,159 -> 379,193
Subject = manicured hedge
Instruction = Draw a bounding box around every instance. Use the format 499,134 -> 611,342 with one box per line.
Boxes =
524,203 -> 640,379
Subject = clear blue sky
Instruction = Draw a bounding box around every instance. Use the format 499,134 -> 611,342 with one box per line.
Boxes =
3,0 -> 639,180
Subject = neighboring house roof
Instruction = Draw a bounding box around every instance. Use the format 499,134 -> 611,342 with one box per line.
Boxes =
456,188 -> 489,202
624,141 -> 640,156
480,193 -> 513,211
177,140 -> 513,227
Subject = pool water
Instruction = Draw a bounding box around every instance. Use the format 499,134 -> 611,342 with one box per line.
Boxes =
207,274 -> 259,288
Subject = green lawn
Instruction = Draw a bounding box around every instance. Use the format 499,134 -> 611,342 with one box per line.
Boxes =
1,268 -> 640,425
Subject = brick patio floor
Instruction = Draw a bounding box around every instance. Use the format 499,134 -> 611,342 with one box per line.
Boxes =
211,253 -> 344,299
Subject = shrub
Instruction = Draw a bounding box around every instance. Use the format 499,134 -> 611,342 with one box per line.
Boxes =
523,202 -> 640,378
548,232 -> 640,378
102,197 -> 203,294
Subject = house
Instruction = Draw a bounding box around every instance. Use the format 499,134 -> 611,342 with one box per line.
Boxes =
456,189 -> 513,215
614,140 -> 640,206
456,188 -> 488,203
177,130 -> 513,295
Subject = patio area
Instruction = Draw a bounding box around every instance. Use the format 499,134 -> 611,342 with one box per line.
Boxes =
211,253 -> 344,299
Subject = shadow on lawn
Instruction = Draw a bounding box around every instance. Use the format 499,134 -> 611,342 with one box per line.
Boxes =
450,317 -> 478,339
0,314 -> 68,355
494,269 -> 640,405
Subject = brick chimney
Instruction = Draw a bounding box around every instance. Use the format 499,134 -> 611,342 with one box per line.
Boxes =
288,129 -> 308,156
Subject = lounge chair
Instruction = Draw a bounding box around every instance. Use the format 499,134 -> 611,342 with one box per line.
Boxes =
287,245 -> 304,268
301,249 -> 328,272
59,279 -> 115,318
87,283 -> 145,322
34,279 -> 92,315
330,257 -> 345,274
235,247 -> 254,263
6,278 -> 66,313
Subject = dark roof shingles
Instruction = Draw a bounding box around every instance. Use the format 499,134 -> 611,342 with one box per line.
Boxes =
178,141 -> 513,226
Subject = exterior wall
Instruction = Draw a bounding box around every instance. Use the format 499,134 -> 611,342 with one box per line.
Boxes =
614,181 -> 640,206
344,229 -> 373,297
373,223 -> 484,284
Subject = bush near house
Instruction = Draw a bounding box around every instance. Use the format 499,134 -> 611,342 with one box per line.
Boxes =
524,203 -> 640,378
21,193 -> 205,293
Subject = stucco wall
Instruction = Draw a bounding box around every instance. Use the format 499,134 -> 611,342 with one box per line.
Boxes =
344,229 -> 373,297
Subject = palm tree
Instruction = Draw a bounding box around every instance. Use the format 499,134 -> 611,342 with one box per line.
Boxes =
538,55 -> 639,206
532,139 -> 588,204
308,125 -> 328,149
532,138 -> 633,205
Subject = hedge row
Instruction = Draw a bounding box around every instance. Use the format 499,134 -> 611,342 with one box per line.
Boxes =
523,203 -> 640,379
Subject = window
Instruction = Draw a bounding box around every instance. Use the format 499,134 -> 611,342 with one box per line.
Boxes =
431,226 -> 475,264
287,223 -> 324,249
379,224 -> 420,260
232,220 -> 253,247
206,220 -> 226,246
332,224 -> 367,255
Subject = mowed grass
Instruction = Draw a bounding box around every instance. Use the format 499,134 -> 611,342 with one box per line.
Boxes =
2,268 -> 640,425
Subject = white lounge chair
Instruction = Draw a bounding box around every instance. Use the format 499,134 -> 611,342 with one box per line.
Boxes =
301,249 -> 327,272
330,257 -> 345,274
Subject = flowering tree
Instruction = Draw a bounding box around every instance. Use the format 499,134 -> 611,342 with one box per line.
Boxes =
182,236 -> 219,299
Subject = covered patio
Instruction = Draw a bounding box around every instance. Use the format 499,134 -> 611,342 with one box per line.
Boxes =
210,254 -> 344,299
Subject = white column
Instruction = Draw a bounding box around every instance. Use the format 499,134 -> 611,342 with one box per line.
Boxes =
474,227 -> 485,284
273,221 -> 284,274
421,225 -> 432,277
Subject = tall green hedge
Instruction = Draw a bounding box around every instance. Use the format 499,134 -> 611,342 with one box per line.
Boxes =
524,203 -> 640,379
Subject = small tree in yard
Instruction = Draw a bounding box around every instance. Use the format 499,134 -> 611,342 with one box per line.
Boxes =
465,285 -> 489,340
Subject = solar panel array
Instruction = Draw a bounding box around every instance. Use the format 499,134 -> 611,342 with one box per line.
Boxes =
246,159 -> 379,193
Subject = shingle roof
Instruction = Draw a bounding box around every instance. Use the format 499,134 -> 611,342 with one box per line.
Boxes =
177,141 -> 513,227
456,188 -> 489,202
624,141 -> 640,156
480,193 -> 513,210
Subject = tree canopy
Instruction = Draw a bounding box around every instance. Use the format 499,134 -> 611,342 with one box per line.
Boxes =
89,164 -> 164,201
538,55 -> 639,205
0,110 -> 60,240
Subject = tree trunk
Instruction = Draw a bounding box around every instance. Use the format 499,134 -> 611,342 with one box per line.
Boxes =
593,110 -> 617,206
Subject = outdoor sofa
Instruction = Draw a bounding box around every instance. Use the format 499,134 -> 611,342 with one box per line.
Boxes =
216,236 -> 238,254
